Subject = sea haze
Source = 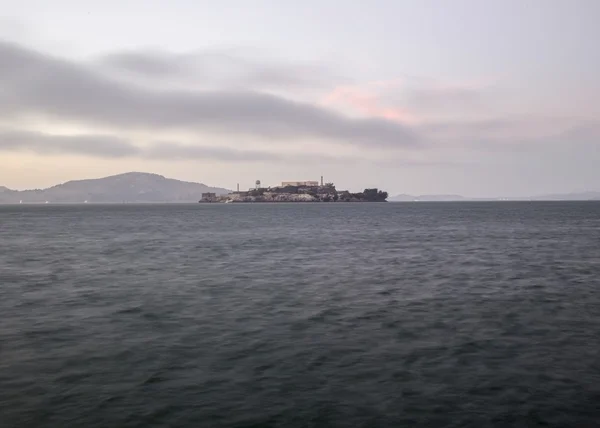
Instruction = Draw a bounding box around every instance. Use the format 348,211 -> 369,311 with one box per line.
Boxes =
1,202 -> 599,427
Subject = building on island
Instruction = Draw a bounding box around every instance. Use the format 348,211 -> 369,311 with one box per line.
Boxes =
281,181 -> 319,187
200,175 -> 388,203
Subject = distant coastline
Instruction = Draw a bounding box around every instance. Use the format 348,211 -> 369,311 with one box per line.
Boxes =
389,192 -> 600,202
2,172 -> 598,204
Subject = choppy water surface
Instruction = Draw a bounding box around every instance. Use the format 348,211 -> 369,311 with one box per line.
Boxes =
1,202 -> 599,427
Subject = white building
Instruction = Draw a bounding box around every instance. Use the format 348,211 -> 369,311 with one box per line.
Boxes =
281,181 -> 319,187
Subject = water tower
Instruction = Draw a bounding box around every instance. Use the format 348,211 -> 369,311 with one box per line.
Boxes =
255,180 -> 261,190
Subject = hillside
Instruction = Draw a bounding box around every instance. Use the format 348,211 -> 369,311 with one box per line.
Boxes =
0,172 -> 230,203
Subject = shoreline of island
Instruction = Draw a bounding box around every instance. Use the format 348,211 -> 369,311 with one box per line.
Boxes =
200,179 -> 388,203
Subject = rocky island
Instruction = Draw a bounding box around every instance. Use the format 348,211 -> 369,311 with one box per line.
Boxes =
200,179 -> 388,203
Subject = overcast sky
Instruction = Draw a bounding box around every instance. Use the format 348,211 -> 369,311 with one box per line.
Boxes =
1,0 -> 599,196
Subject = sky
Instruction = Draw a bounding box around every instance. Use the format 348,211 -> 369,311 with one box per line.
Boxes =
0,0 -> 599,197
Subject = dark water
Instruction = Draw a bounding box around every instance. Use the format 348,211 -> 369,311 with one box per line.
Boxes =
1,202 -> 599,427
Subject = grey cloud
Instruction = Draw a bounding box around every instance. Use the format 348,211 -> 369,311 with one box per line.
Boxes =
0,128 -> 347,163
99,47 -> 339,90
2,40 -> 594,159
101,51 -> 184,77
404,86 -> 484,110
549,122 -> 600,142
0,40 -> 419,149
368,75 -> 487,111
377,158 -> 471,168
0,129 -> 139,158
145,142 -> 284,162
419,118 -> 515,135
146,142 -> 351,164
420,119 -> 600,154
416,116 -> 589,145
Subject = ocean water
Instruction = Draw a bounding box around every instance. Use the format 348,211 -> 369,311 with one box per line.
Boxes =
1,202 -> 599,427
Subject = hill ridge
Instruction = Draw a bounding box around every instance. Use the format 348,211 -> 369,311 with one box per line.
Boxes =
0,172 -> 230,203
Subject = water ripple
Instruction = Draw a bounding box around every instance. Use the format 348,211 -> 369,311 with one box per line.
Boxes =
1,202 -> 599,427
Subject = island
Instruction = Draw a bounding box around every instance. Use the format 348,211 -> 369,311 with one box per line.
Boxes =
200,179 -> 388,203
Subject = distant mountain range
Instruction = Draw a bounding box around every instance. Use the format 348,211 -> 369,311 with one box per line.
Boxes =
0,172 -> 230,204
389,192 -> 600,202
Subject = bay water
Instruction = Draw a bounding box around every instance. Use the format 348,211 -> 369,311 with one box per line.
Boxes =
1,202 -> 599,427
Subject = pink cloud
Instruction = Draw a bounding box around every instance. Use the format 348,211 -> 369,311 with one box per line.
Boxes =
321,75 -> 503,125
321,81 -> 419,124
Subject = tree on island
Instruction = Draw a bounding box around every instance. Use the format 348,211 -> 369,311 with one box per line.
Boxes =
337,189 -> 388,202
362,188 -> 388,202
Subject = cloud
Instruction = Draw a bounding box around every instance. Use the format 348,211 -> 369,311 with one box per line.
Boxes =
0,129 -> 139,158
98,47 -> 341,90
0,40 -> 419,149
549,122 -> 600,142
404,85 -> 484,110
144,142 -> 284,162
1,40 -> 595,164
417,116 -> 593,145
322,84 -> 419,124
322,77 -> 496,126
0,128 -> 356,163
0,128 -> 285,161
101,50 -> 184,77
